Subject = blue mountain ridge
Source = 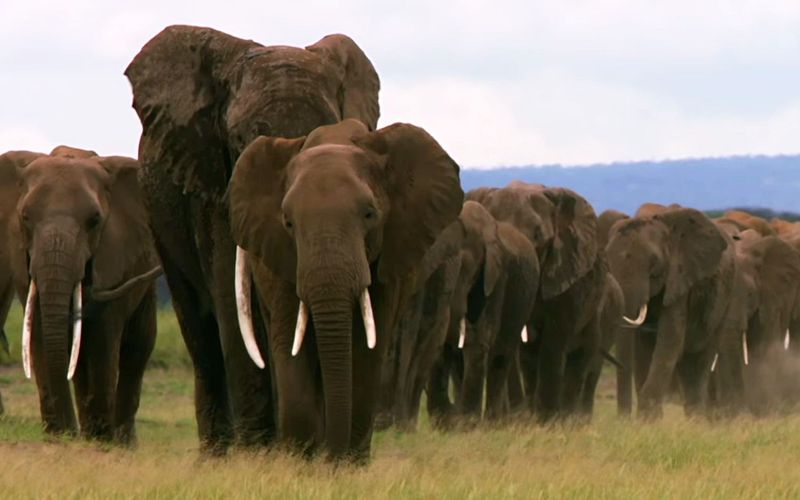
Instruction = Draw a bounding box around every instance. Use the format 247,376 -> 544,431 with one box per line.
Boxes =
459,155 -> 800,215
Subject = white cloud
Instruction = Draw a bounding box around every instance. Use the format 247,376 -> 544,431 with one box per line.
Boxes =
1,0 -> 798,165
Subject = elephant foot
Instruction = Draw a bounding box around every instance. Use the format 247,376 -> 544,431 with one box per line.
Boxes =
373,411 -> 395,431
637,398 -> 663,421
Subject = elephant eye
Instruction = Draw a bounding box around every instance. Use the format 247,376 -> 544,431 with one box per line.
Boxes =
283,217 -> 294,230
364,210 -> 374,220
87,212 -> 102,230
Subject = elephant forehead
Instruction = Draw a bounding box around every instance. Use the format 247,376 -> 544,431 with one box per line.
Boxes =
24,157 -> 106,188
287,146 -> 376,196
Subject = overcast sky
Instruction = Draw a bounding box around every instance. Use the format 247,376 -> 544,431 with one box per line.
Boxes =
1,1 -> 798,168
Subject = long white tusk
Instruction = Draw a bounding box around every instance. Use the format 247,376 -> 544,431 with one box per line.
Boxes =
67,283 -> 82,380
235,246 -> 265,369
21,280 -> 36,379
458,318 -> 466,349
521,325 -> 529,343
623,304 -> 648,326
291,301 -> 309,357
743,332 -> 749,366
785,329 -> 790,351
360,289 -> 377,350
710,353 -> 719,372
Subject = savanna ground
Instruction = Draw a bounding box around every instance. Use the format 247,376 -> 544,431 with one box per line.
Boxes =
1,306 -> 800,499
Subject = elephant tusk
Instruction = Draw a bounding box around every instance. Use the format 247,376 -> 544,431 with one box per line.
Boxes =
743,332 -> 749,366
360,289 -> 377,350
785,329 -> 790,351
235,246 -> 265,369
710,353 -> 718,372
622,304 -> 648,326
21,280 -> 36,380
291,301 -> 309,357
67,283 -> 82,380
521,325 -> 529,343
458,318 -> 466,349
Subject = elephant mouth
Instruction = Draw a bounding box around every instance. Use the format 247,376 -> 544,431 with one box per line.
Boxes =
234,246 -> 377,366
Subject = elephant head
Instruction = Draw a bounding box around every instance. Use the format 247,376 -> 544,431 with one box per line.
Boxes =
0,147 -> 156,433
125,25 -> 380,202
606,206 -> 727,322
228,119 -> 462,455
597,209 -> 629,250
723,210 -> 776,237
467,182 -> 597,300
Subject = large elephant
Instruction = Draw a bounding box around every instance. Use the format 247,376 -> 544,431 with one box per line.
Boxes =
468,182 -> 609,420
125,26 -> 380,453
606,204 -> 737,418
0,146 -> 159,442
227,119 -> 463,460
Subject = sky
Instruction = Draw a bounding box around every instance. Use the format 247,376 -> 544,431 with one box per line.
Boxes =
1,0 -> 799,168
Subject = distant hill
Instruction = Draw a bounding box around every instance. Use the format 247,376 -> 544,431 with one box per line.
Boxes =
460,155 -> 800,216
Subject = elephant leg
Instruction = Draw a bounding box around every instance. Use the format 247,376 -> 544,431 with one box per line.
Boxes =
273,350 -> 323,454
157,244 -> 233,455
519,335 -> 540,412
459,329 -> 489,419
638,303 -> 688,419
113,288 -> 158,445
485,349 -> 513,420
561,347 -> 590,417
634,329 -> 656,394
581,361 -> 602,417
426,343 -> 456,427
506,351 -> 525,412
535,318 -> 568,422
74,318 -> 123,442
210,219 -> 275,448
676,348 -> 714,417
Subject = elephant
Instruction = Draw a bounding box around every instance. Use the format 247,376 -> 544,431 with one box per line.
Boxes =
377,220 -> 462,431
468,182 -> 612,420
421,201 -> 540,425
711,224 -> 800,414
723,210 -> 776,237
227,119 -> 463,460
0,146 -> 160,443
771,218 -> 800,236
125,25 -> 380,453
605,204 -> 738,418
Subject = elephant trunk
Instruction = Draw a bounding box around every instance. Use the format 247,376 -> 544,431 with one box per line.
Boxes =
30,226 -> 83,434
308,292 -> 354,458
35,264 -> 79,434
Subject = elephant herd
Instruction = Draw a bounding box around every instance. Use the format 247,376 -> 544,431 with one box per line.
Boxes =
0,26 -> 798,463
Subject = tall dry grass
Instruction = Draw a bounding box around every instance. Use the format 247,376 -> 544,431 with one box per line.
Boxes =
1,305 -> 800,498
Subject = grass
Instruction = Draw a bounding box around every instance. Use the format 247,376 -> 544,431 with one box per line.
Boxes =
1,305 -> 800,498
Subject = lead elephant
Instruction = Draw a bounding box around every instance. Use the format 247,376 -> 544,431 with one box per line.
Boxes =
606,204 -> 737,418
0,146 -> 159,443
468,183 -> 607,420
228,119 -> 463,460
126,26 -> 380,453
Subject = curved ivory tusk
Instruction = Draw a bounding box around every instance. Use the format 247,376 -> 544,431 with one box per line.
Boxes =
21,280 -> 36,379
623,304 -> 648,326
67,283 -> 82,380
521,325 -> 529,343
235,246 -> 265,369
360,289 -> 377,350
291,301 -> 309,357
785,329 -> 790,351
743,332 -> 749,366
710,353 -> 719,372
458,318 -> 466,349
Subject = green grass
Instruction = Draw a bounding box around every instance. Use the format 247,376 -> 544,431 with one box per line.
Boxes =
2,304 -> 800,498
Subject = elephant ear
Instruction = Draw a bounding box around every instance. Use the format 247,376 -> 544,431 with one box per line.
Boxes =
597,209 -> 629,249
657,208 -> 727,306
306,34 -> 380,130
228,135 -> 307,282
418,220 -> 464,285
125,26 -> 255,201
0,151 -> 44,271
482,226 -> 505,297
744,236 -> 800,313
539,188 -> 598,300
355,123 -> 463,284
92,156 -> 154,291
465,187 -> 496,206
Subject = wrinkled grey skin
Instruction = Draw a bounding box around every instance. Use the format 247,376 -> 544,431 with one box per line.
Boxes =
126,26 -> 380,454
606,205 -> 737,418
